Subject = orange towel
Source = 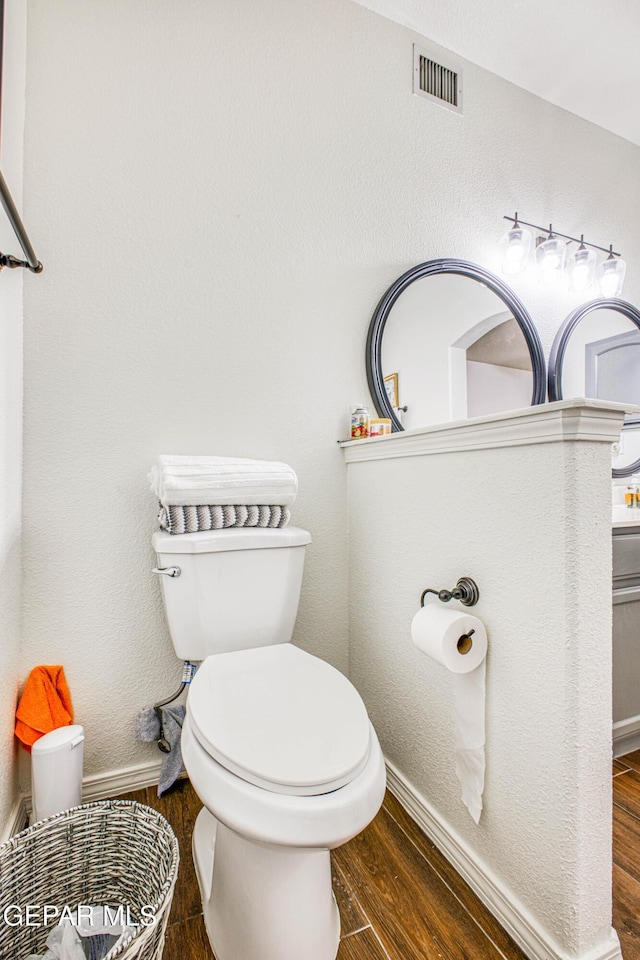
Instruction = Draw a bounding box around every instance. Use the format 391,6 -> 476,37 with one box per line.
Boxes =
15,665 -> 74,752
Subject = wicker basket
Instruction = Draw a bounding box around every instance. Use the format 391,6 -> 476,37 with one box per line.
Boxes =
0,800 -> 180,960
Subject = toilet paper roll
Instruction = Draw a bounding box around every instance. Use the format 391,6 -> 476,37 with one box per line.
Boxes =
411,603 -> 487,824
410,604 -> 487,674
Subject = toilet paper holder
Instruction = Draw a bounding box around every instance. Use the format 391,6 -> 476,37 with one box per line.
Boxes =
420,576 -> 479,608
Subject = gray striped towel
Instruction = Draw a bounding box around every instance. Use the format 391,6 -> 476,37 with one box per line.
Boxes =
158,503 -> 291,535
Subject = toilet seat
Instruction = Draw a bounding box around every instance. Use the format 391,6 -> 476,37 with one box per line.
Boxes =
187,644 -> 371,796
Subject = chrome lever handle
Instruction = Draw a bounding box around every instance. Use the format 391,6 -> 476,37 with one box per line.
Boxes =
152,566 -> 181,578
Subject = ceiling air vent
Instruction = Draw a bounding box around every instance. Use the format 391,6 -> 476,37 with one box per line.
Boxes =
413,44 -> 463,115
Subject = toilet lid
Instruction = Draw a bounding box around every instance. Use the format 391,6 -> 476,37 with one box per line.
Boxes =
187,645 -> 371,796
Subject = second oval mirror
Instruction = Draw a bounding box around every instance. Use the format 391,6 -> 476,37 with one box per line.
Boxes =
548,298 -> 640,477
367,259 -> 546,431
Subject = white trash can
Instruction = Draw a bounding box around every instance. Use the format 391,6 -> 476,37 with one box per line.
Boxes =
31,724 -> 84,822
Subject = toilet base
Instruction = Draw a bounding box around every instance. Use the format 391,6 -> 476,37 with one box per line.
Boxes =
192,807 -> 340,960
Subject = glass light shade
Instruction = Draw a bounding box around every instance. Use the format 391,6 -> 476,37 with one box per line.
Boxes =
597,256 -> 626,297
535,236 -> 567,282
568,246 -> 597,292
499,225 -> 532,275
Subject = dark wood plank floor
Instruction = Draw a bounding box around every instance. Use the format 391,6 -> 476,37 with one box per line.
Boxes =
117,753 -> 640,960
119,779 -> 527,960
613,749 -> 640,959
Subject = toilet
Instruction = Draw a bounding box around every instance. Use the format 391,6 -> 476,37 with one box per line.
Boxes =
152,526 -> 386,960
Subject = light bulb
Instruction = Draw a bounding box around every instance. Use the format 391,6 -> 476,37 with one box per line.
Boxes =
506,239 -> 525,262
535,234 -> 566,282
568,244 -> 596,292
597,255 -> 626,298
499,222 -> 532,275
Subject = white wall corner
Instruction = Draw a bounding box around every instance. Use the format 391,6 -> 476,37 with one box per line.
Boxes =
0,792 -> 27,843
0,0 -> 27,842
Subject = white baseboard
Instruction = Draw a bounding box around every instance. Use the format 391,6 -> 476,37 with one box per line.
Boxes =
0,793 -> 28,843
613,715 -> 640,758
81,759 -> 165,803
385,760 -> 623,960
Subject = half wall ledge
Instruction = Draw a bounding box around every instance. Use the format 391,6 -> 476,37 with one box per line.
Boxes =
340,398 -> 632,462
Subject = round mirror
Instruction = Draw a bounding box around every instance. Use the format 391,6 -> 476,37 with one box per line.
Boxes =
366,259 -> 546,432
548,298 -> 640,477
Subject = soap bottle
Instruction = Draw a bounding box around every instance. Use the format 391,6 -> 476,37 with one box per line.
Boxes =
351,402 -> 370,440
626,485 -> 635,509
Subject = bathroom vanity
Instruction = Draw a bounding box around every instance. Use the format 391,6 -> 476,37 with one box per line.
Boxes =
613,513 -> 640,756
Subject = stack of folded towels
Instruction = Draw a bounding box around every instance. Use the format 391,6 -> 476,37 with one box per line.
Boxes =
149,455 -> 298,534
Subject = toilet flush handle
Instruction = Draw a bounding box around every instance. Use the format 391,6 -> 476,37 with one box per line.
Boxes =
152,566 -> 181,578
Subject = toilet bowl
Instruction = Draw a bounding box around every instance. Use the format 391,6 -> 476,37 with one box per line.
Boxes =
183,714 -> 385,960
152,525 -> 386,960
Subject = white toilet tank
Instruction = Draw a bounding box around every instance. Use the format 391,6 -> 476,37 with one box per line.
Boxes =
152,526 -> 311,659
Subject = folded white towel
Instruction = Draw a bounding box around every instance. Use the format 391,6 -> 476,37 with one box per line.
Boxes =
149,455 -> 298,507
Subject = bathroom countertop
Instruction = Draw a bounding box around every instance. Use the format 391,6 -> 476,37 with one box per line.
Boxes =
612,506 -> 640,529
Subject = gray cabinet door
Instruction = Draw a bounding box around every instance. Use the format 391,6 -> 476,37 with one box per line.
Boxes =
613,585 -> 640,725
613,531 -> 640,579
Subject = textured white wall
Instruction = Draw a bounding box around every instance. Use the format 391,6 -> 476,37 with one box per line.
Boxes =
0,0 -> 25,834
20,0 -> 640,790
344,406 -> 619,959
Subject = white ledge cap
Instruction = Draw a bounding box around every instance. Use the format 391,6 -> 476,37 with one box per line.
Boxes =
340,399 -> 631,463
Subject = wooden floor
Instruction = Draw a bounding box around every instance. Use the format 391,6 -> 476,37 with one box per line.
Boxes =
613,749 -> 640,959
119,752 -> 640,960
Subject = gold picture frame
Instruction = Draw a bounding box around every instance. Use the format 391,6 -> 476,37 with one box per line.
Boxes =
384,372 -> 399,408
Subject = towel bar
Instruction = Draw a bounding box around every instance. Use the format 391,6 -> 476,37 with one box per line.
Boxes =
0,169 -> 43,274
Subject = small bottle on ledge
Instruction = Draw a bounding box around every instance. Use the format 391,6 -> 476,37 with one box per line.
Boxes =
351,402 -> 370,439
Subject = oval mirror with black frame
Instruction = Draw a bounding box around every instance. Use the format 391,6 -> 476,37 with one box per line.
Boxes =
366,259 -> 546,433
548,298 -> 640,477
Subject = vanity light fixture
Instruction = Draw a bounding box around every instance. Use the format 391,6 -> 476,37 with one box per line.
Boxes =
498,213 -> 532,275
535,225 -> 566,283
500,214 -> 624,295
597,245 -> 627,298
